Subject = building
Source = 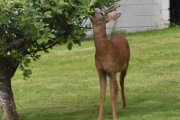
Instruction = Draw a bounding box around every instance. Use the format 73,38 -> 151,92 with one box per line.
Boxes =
85,0 -> 170,37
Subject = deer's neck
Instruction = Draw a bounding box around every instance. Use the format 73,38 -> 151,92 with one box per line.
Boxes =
93,25 -> 110,54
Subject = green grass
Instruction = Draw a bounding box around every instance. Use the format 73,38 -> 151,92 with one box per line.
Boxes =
1,27 -> 180,120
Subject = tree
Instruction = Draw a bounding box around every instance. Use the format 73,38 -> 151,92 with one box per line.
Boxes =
0,0 -> 120,119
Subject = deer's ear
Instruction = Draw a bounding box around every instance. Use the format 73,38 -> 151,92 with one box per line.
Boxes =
106,13 -> 121,22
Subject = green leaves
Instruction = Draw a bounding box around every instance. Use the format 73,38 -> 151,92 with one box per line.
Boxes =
44,11 -> 53,18
77,29 -> 86,38
0,0 -> 119,78
56,8 -> 63,14
65,12 -> 69,19
68,42 -> 73,50
47,33 -> 56,39
37,33 -> 56,45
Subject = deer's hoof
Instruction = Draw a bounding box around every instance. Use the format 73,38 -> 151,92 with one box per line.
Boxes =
122,106 -> 127,110
98,118 -> 102,120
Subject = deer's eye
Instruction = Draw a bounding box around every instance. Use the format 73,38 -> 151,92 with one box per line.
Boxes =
100,12 -> 103,16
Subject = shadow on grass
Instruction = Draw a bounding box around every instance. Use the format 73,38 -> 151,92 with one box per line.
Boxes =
19,105 -> 98,120
18,98 -> 179,120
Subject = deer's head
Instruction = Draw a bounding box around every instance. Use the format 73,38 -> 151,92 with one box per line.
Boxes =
89,4 -> 121,26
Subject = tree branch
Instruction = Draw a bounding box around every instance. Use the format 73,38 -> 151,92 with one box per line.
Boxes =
80,26 -> 92,29
6,38 -> 32,50
27,42 -> 58,54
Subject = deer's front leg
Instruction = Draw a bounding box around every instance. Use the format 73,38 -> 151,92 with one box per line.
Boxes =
98,71 -> 107,120
110,74 -> 119,120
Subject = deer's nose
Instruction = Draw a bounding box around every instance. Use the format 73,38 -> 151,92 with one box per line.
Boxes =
89,13 -> 95,17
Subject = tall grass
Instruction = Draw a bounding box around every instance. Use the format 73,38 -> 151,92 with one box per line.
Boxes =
1,27 -> 180,120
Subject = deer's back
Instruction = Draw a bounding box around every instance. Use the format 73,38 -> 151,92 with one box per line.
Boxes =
110,35 -> 130,63
111,35 -> 130,69
111,35 -> 130,54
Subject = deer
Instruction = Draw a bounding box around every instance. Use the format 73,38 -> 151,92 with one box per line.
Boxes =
89,4 -> 130,120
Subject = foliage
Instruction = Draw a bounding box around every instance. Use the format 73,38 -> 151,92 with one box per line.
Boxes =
95,0 -> 121,8
85,0 -> 121,9
0,0 -> 121,78
0,1 -> 84,77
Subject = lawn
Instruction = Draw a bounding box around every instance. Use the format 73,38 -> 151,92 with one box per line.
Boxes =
1,27 -> 180,120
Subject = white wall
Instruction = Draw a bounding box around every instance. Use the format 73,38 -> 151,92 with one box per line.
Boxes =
85,0 -> 170,37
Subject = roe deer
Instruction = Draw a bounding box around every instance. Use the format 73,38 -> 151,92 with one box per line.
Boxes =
89,4 -> 130,120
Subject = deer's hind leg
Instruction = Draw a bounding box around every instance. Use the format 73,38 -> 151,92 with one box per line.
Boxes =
120,69 -> 127,110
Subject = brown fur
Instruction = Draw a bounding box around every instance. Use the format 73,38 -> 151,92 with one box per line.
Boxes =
90,6 -> 130,120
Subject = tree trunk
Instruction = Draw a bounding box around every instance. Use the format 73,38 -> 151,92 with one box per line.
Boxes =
0,56 -> 19,120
